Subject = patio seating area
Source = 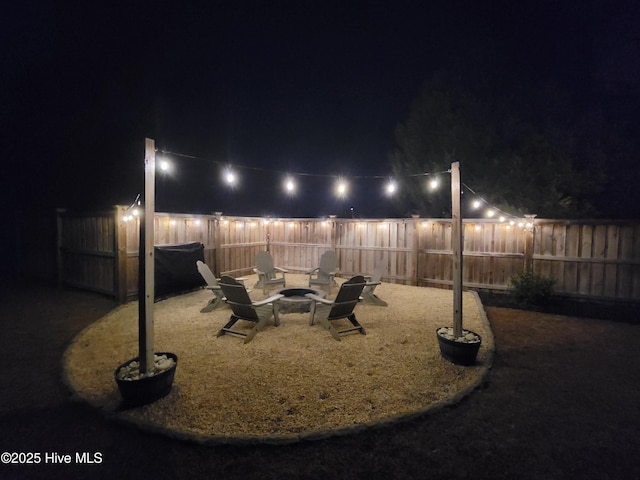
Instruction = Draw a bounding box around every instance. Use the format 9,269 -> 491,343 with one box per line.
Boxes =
63,274 -> 493,444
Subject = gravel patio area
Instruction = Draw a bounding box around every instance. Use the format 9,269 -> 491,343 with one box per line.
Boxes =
63,274 -> 493,444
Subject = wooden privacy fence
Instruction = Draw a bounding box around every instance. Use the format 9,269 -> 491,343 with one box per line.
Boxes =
57,207 -> 640,304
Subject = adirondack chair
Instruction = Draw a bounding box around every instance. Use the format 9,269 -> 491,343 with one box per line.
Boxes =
196,260 -> 249,312
253,251 -> 288,294
217,276 -> 284,343
306,250 -> 339,293
362,262 -> 388,306
305,275 -> 366,341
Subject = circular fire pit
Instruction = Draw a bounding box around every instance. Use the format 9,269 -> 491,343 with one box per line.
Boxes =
275,287 -> 325,314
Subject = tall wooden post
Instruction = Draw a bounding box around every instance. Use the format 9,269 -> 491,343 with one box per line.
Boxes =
523,214 -> 537,273
114,205 -> 128,304
214,212 -> 223,276
138,138 -> 155,374
451,162 -> 463,338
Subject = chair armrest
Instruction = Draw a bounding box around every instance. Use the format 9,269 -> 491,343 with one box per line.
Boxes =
274,267 -> 289,273
305,267 -> 319,275
305,293 -> 333,305
252,294 -> 284,306
253,268 -> 265,275
365,281 -> 381,287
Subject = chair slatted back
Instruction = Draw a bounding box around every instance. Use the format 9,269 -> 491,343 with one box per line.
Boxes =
256,251 -> 277,280
328,275 -> 365,320
319,251 -> 338,276
219,276 -> 259,320
196,260 -> 218,287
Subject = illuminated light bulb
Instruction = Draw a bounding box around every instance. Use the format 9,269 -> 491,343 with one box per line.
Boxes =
386,180 -> 397,195
499,216 -> 506,222
525,222 -> 533,229
429,178 -> 439,190
518,222 -> 525,228
224,169 -> 237,186
510,220 -> 515,226
486,209 -> 495,218
159,160 -> 170,172
472,200 -> 481,209
132,208 -> 140,217
194,219 -> 201,226
335,179 -> 348,198
475,225 -> 481,231
284,177 -> 295,194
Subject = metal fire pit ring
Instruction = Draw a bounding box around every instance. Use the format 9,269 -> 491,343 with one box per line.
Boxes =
274,287 -> 325,315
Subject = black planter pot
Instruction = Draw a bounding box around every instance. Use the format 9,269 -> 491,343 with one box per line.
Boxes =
114,352 -> 178,407
436,329 -> 481,366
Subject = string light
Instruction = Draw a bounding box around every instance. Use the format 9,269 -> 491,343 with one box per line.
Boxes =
335,178 -> 348,198
223,168 -> 237,187
385,179 -> 397,196
159,160 -> 171,172
150,148 -> 533,226
284,177 -> 296,195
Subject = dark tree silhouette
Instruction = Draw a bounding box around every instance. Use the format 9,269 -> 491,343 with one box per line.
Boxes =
390,72 -> 607,218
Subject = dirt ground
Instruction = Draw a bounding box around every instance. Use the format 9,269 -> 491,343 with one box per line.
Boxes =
1,276 -> 639,479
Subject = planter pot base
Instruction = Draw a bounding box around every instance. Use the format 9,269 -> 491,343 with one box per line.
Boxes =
436,329 -> 481,366
114,352 -> 178,407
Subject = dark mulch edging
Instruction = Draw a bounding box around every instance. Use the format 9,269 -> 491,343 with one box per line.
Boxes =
478,290 -> 638,324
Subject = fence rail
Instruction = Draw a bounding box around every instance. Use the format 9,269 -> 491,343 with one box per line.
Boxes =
56,207 -> 640,304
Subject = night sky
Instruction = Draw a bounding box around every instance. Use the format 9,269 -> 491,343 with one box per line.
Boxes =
3,0 -> 639,219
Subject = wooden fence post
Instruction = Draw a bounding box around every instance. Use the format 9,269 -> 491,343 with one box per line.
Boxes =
214,212 -> 223,276
329,215 -> 337,252
524,214 -> 537,273
114,205 -> 128,303
411,214 -> 420,286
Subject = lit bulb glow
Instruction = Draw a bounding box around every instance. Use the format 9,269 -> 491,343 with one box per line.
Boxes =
224,169 -> 237,186
386,180 -> 397,195
429,178 -> 439,190
284,177 -> 296,194
335,179 -> 348,198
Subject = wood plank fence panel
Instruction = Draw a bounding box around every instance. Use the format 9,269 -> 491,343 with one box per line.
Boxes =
58,209 -> 640,303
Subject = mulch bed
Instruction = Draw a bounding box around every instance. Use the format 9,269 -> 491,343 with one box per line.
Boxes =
1,277 -> 639,479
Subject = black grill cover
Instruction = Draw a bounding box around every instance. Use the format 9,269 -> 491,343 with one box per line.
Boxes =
154,242 -> 206,298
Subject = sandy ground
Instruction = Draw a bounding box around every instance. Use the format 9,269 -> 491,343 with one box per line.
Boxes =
63,274 -> 493,443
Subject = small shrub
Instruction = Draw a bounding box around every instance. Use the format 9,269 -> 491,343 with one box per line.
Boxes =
509,271 -> 555,305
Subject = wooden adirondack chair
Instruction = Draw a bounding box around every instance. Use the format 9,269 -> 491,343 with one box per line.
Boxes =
362,262 -> 388,306
217,276 -> 284,343
306,250 -> 339,293
305,275 -> 366,341
253,251 -> 288,294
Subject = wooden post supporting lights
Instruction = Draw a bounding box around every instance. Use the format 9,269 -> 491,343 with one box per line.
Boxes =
139,137 -> 156,373
451,161 -> 463,338
435,161 -> 482,366
114,138 -> 177,407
